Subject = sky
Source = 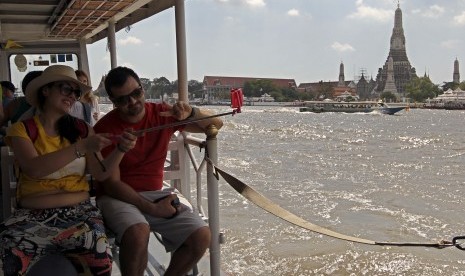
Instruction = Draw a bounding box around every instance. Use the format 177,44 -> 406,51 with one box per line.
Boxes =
86,0 -> 465,88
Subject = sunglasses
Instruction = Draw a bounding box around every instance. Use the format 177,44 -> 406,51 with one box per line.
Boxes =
54,82 -> 81,100
111,86 -> 144,106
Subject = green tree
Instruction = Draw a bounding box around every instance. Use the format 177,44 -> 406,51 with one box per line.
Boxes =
188,80 -> 204,99
242,79 -> 277,97
170,80 -> 178,96
316,81 -> 334,99
150,77 -> 171,99
442,81 -> 459,92
459,81 -> 465,90
380,91 -> 397,102
405,76 -> 440,102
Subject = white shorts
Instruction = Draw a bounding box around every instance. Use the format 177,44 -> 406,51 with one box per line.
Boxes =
97,188 -> 208,252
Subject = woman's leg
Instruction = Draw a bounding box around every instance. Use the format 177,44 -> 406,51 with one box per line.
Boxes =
27,255 -> 77,276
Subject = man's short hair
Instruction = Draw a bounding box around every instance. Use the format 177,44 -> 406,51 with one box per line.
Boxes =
1,81 -> 16,92
104,67 -> 141,97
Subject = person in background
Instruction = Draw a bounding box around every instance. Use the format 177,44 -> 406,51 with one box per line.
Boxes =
1,81 -> 16,108
0,71 -> 42,127
0,64 -> 137,275
94,66 -> 223,276
73,70 -> 100,126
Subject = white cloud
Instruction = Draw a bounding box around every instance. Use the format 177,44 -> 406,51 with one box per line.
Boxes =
119,36 -> 142,45
244,0 -> 265,8
440,39 -> 460,49
348,1 -> 392,22
454,11 -> 465,25
214,0 -> 265,8
331,42 -> 355,52
287,9 -> 299,17
420,5 -> 445,18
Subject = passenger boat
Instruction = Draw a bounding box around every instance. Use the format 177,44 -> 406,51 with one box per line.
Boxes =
0,1 -> 222,275
299,100 -> 406,115
424,88 -> 465,110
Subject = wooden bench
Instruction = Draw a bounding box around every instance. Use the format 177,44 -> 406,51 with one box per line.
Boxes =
0,132 -> 206,275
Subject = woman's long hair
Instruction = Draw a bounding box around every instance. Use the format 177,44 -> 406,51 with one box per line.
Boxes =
56,114 -> 84,144
37,83 -> 86,144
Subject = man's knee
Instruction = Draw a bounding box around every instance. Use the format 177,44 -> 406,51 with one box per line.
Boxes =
121,223 -> 151,249
189,226 -> 211,255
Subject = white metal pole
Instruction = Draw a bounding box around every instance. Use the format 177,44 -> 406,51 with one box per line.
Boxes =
175,0 -> 188,102
79,38 -> 91,85
206,126 -> 221,276
108,20 -> 117,69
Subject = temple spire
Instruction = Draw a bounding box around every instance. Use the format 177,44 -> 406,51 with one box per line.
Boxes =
375,3 -> 416,98
383,56 -> 398,94
338,61 -> 345,86
453,58 -> 460,84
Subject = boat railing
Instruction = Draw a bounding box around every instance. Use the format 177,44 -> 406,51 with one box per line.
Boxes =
166,125 -> 222,275
0,124 -> 222,275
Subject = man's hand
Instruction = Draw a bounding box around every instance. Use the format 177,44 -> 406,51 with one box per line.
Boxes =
159,101 -> 193,121
116,129 -> 138,152
149,194 -> 182,219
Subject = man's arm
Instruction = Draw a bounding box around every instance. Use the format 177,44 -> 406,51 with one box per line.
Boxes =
160,102 -> 223,133
183,106 -> 223,133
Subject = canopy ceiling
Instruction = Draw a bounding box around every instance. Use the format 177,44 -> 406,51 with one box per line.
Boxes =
0,0 -> 176,44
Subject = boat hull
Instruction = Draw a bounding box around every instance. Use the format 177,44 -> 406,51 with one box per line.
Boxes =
377,106 -> 406,115
299,101 -> 406,115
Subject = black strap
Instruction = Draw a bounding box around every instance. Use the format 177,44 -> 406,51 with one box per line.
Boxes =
206,158 -> 457,249
82,102 -> 92,124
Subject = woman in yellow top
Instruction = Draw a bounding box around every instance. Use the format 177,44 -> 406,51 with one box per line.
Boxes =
0,65 -> 137,275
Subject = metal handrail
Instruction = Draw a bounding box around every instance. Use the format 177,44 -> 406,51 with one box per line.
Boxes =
169,128 -> 221,276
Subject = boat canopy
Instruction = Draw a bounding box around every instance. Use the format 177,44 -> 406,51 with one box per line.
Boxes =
0,0 -> 190,101
0,0 -> 176,44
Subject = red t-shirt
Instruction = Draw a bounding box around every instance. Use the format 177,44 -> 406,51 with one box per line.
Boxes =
94,103 -> 183,192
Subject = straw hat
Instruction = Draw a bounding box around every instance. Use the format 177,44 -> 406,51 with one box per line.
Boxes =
25,65 -> 92,107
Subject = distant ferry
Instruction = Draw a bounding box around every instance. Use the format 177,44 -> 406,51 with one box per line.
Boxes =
424,88 -> 465,110
299,100 -> 406,115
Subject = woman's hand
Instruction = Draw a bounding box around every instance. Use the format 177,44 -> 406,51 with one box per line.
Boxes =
80,133 -> 113,154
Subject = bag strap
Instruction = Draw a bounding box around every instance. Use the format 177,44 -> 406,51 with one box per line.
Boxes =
82,102 -> 92,124
22,117 -> 88,143
75,118 -> 89,138
22,118 -> 38,143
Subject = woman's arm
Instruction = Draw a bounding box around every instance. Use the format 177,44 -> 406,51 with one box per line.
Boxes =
11,135 -> 85,178
86,128 -> 137,181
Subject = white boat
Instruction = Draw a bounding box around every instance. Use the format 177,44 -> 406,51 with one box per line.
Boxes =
425,88 -> 465,109
299,100 -> 406,115
0,1 -> 223,275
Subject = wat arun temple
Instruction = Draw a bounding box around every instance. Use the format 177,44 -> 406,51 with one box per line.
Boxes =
374,3 -> 417,98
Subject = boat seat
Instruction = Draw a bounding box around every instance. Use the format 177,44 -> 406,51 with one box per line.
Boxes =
0,133 -> 203,275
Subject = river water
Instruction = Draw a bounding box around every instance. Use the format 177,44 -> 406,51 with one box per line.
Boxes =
101,105 -> 465,275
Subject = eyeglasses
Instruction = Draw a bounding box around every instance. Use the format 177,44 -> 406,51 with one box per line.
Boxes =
54,82 -> 81,100
111,86 -> 144,106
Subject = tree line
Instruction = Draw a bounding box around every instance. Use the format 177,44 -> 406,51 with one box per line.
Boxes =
98,76 -> 465,103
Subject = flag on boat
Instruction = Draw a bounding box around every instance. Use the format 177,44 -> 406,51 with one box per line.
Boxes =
4,39 -> 23,49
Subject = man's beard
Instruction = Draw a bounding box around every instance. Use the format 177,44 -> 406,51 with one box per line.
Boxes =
125,102 -> 143,116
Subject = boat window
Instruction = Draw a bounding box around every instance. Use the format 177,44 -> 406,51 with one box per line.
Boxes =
9,54 -> 79,96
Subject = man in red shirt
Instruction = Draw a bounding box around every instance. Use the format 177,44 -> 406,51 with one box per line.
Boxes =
94,66 -> 223,276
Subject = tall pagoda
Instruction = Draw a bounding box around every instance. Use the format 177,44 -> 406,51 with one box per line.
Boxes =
375,3 -> 416,98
